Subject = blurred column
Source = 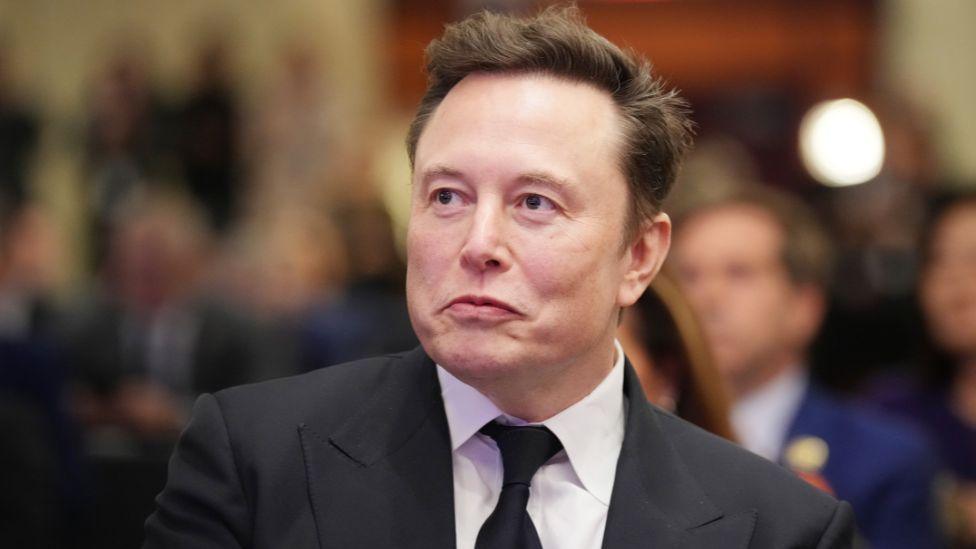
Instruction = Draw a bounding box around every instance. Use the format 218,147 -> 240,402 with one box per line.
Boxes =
882,0 -> 976,183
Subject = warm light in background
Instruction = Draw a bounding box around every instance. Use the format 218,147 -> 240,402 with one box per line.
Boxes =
799,99 -> 885,187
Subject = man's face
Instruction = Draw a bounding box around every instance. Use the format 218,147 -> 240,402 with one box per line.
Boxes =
672,205 -> 817,395
406,73 -> 664,388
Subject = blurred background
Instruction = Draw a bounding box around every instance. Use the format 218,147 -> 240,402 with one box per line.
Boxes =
0,0 -> 973,547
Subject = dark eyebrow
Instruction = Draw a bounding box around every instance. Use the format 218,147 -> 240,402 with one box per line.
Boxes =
419,166 -> 575,194
517,171 -> 574,193
419,166 -> 465,189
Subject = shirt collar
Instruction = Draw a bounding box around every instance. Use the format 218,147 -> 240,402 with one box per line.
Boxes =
436,340 -> 627,506
731,366 -> 808,461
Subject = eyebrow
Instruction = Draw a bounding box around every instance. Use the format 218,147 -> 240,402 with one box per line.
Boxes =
419,166 -> 465,190
517,171 -> 574,193
418,165 -> 575,193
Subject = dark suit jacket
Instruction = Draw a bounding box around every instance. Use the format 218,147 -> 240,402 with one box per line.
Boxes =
145,347 -> 855,548
785,386 -> 943,549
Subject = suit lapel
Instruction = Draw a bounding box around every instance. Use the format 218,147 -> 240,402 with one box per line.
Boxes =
299,348 -> 456,548
297,351 -> 757,548
602,362 -> 755,548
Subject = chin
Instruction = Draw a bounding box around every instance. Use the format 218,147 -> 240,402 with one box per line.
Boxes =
423,333 -> 525,382
713,353 -> 749,382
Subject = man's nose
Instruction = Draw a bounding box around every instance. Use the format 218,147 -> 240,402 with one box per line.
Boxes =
460,202 -> 511,272
684,273 -> 724,320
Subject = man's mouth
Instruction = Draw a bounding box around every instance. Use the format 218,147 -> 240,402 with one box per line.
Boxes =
445,295 -> 521,316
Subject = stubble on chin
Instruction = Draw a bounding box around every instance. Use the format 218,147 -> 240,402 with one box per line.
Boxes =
429,339 -> 519,382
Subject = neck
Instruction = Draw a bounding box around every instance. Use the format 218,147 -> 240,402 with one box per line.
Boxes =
730,355 -> 803,401
475,342 -> 618,423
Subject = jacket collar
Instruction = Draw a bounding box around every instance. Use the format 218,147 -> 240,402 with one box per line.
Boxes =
299,347 -> 456,548
326,346 -> 445,466
601,362 -> 756,548
302,348 -> 754,548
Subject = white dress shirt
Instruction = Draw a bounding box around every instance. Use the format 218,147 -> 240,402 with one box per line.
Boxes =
436,340 -> 627,549
731,366 -> 808,462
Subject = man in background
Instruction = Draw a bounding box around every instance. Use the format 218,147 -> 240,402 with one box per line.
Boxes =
671,183 -> 943,548
65,193 -> 262,452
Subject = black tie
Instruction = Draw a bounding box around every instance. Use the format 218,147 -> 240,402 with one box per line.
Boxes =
475,421 -> 564,549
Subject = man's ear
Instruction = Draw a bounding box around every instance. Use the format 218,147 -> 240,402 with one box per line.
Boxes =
617,213 -> 671,308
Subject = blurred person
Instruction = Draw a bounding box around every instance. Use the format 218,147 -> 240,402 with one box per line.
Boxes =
244,44 -> 339,213
0,392 -> 61,548
0,42 -> 39,209
865,191 -> 976,546
671,183 -> 944,548
213,204 -> 348,378
217,201 -> 413,375
0,202 -> 86,547
84,49 -> 172,269
147,8 -> 856,548
64,192 -> 260,453
618,271 -> 735,440
177,39 -> 241,232
298,202 -> 418,370
0,204 -> 62,340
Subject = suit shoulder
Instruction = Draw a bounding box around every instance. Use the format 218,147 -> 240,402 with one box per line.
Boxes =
655,409 -> 841,517
211,351 -> 417,429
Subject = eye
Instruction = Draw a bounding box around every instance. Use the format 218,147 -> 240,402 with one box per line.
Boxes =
520,193 -> 556,211
433,188 -> 462,206
726,263 -> 755,281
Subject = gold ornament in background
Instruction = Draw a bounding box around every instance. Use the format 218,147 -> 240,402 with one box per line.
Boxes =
785,436 -> 830,473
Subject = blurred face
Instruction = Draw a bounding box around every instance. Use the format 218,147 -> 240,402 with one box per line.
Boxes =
407,73 -> 667,390
114,221 -> 181,310
921,202 -> 976,359
672,205 -> 818,396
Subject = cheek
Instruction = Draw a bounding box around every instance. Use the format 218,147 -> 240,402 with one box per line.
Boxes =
521,234 -> 614,294
710,286 -> 782,349
407,222 -> 452,276
406,232 -> 450,311
921,285 -> 952,330
712,284 -> 762,328
521,244 -> 623,332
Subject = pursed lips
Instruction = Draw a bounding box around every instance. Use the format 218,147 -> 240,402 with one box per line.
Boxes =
444,295 -> 522,318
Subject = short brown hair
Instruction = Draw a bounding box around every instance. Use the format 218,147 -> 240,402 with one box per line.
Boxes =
674,184 -> 835,288
406,5 -> 694,238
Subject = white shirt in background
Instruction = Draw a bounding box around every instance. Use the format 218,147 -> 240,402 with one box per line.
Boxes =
731,366 -> 809,462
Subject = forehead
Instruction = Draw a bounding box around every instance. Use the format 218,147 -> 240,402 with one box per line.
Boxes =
413,72 -> 625,182
676,203 -> 785,264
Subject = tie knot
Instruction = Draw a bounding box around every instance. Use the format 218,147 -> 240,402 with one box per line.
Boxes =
480,421 -> 563,487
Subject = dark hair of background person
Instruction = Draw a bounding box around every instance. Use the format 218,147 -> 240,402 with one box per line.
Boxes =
916,189 -> 976,390
624,271 -> 736,441
671,182 -> 835,291
331,202 -> 406,292
405,5 -> 695,240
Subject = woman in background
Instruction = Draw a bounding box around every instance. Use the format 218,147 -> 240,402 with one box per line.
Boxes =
867,191 -> 976,547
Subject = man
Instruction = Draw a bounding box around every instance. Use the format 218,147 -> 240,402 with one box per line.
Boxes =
145,7 -> 854,548
66,194 -> 264,450
671,184 -> 943,548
